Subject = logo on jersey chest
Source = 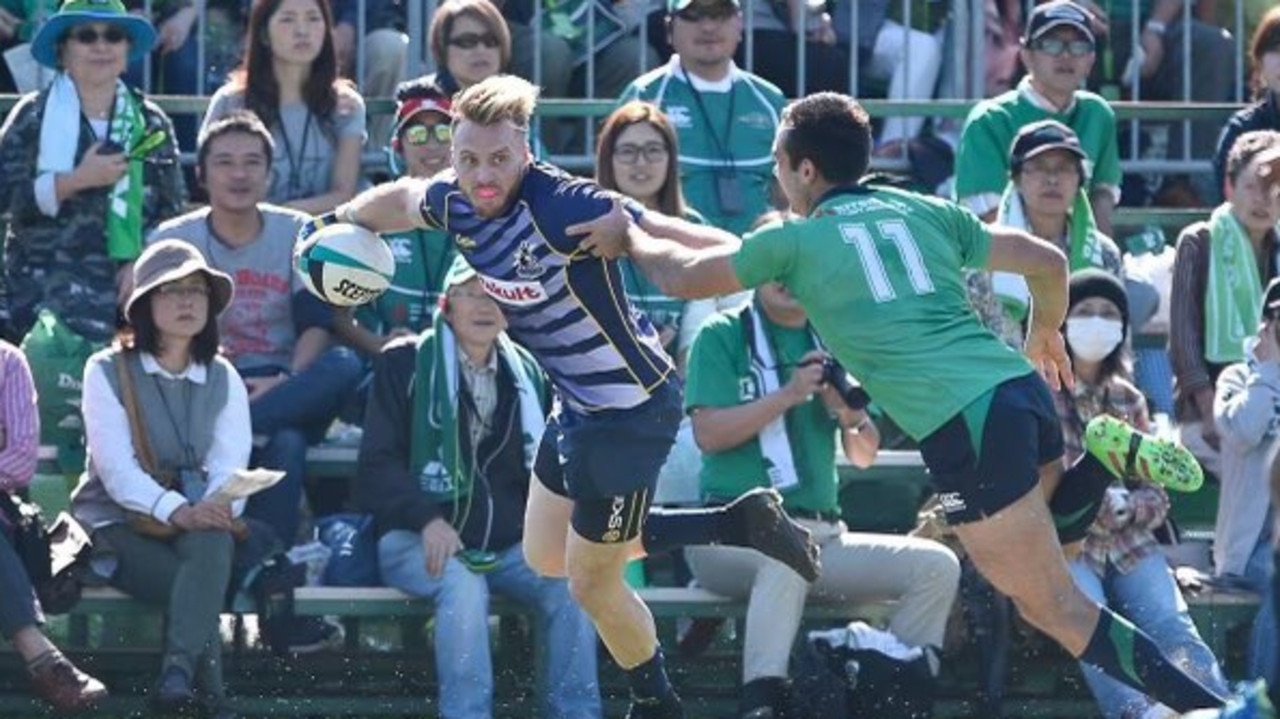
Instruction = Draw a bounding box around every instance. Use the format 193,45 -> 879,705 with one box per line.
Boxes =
479,273 -> 547,306
666,105 -> 692,129
514,239 -> 546,279
387,237 -> 414,263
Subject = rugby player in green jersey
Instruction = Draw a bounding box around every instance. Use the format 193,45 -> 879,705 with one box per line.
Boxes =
584,92 -> 1276,716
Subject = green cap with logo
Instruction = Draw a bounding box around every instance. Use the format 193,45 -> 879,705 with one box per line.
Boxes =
667,0 -> 740,15
441,255 -> 479,294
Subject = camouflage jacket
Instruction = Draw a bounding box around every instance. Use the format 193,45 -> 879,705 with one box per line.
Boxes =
0,84 -> 186,345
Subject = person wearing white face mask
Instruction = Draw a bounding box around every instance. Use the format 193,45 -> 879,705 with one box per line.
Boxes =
1057,269 -> 1229,719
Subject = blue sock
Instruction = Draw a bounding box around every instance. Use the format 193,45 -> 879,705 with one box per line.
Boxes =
627,646 -> 673,701
1079,609 -> 1225,712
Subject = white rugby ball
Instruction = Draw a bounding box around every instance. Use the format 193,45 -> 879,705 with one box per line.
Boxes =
295,223 -> 395,307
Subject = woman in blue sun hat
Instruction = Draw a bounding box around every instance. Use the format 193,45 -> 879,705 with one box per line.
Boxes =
0,0 -> 185,348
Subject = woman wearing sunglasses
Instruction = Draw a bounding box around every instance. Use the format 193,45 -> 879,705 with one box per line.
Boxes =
424,0 -> 510,97
334,80 -> 458,356
201,0 -> 366,215
0,0 -> 185,348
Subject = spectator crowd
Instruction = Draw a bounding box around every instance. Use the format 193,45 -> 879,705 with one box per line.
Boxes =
0,0 -> 1277,718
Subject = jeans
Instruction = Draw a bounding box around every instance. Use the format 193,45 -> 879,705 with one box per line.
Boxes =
1242,515 -> 1276,683
1070,552 -> 1227,719
244,346 -> 363,546
378,531 -> 602,719
0,525 -> 41,639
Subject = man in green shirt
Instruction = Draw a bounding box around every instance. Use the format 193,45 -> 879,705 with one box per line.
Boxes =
589,91 -> 1255,716
683,282 -> 959,719
955,1 -> 1121,237
618,0 -> 785,237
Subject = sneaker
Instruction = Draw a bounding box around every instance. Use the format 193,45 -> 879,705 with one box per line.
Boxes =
626,691 -> 686,719
152,664 -> 197,714
260,615 -> 344,654
27,652 -> 108,713
725,488 -> 821,582
1084,415 -> 1204,492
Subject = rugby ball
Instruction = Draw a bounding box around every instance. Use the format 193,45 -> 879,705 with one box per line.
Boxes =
295,223 -> 395,307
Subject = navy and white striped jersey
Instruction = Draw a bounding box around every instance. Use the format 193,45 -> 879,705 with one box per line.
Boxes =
420,163 -> 674,412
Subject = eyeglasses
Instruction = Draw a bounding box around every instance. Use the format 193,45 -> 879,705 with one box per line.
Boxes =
676,6 -> 737,22
1020,159 -> 1080,179
1030,37 -> 1094,57
404,123 -> 452,146
156,284 -> 210,300
67,26 -> 128,45
614,142 -> 669,165
448,32 -> 500,50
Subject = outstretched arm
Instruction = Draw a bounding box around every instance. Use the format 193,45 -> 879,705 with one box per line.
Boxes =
637,210 -> 741,250
574,204 -> 741,259
334,176 -> 433,234
986,225 -> 1073,390
626,225 -> 745,300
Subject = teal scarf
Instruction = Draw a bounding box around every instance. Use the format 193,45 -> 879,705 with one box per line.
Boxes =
1204,203 -> 1265,363
408,313 -> 545,512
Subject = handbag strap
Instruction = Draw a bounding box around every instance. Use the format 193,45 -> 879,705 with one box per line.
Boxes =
113,353 -> 162,482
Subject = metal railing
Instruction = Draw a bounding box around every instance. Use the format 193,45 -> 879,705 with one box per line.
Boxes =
21,0 -> 1252,179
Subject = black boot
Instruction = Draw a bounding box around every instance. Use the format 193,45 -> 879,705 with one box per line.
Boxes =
153,665 -> 197,714
725,488 -> 821,581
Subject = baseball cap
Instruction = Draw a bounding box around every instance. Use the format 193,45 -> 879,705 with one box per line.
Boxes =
392,95 -> 452,141
1023,0 -> 1095,45
1264,277 -> 1280,317
668,0 -> 739,16
1009,119 -> 1088,169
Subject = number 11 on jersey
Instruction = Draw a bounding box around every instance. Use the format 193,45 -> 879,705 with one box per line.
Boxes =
839,220 -> 936,303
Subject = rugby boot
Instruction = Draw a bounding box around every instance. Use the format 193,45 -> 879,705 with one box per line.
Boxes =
1085,415 -> 1204,492
724,487 -> 821,581
626,691 -> 686,719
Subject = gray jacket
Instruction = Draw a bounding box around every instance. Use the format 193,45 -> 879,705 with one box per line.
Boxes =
1212,359 -> 1280,577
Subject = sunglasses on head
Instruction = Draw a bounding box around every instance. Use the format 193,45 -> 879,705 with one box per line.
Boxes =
404,123 -> 452,146
67,26 -> 128,45
1031,37 -> 1094,57
448,32 -> 500,50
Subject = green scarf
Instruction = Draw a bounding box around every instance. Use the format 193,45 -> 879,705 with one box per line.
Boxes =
408,312 -> 546,515
1204,203 -> 1265,363
105,83 -> 146,261
993,183 -> 1105,322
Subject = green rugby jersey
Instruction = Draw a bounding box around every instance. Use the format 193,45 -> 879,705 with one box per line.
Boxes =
620,57 -> 785,236
355,228 -> 456,335
954,79 -> 1120,212
732,186 -> 1034,440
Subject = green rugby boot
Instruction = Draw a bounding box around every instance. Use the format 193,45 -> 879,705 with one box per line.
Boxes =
1084,415 -> 1204,493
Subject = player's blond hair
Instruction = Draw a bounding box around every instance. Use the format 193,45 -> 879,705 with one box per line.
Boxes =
453,75 -> 539,131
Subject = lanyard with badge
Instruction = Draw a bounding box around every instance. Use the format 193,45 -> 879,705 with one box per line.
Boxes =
685,70 -> 744,216
277,111 -> 312,199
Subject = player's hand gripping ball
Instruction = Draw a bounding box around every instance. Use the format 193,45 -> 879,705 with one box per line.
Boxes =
294,219 -> 395,307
